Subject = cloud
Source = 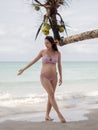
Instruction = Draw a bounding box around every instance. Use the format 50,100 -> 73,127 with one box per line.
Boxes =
0,30 -> 6,36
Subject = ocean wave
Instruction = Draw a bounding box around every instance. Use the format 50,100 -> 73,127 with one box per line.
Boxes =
0,91 -> 98,107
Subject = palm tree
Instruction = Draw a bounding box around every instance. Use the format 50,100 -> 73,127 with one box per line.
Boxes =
32,0 -> 68,40
59,29 -> 98,46
32,0 -> 98,46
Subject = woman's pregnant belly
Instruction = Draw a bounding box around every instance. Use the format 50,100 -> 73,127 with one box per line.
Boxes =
41,63 -> 57,77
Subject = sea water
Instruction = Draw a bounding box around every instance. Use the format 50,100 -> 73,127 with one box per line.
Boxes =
0,61 -> 98,122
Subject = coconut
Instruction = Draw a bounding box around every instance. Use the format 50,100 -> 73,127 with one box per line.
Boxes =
44,23 -> 51,30
41,26 -> 47,32
59,26 -> 64,33
41,26 -> 49,35
43,30 -> 49,35
34,6 -> 40,11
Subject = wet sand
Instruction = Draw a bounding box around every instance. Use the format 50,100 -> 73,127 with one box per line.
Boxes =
0,109 -> 98,130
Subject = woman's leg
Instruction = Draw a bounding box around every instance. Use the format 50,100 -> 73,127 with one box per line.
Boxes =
45,78 -> 57,120
45,95 -> 53,120
40,77 -> 66,123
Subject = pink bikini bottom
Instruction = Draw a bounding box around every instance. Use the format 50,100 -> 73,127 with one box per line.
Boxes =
40,72 -> 58,81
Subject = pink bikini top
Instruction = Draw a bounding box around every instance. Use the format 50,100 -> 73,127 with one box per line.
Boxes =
42,55 -> 58,64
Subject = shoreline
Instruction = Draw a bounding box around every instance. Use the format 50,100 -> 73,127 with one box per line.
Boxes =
0,108 -> 98,130
1,104 -> 98,123
0,107 -> 90,123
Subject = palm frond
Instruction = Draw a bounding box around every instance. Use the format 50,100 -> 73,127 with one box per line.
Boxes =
32,3 -> 41,7
57,13 -> 68,36
48,17 -> 53,29
56,0 -> 71,7
44,0 -> 54,6
56,0 -> 65,5
35,22 -> 43,40
33,0 -> 44,6
63,23 -> 68,36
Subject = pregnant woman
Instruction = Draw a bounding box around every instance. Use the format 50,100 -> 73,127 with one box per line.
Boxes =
17,36 -> 66,123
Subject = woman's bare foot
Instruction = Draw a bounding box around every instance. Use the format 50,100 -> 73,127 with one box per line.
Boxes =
45,116 -> 54,121
58,112 -> 66,123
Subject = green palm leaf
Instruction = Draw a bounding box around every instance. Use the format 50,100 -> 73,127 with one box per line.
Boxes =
35,23 -> 43,40
57,13 -> 68,36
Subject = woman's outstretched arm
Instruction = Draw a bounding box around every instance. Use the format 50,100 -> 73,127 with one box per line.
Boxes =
57,51 -> 62,86
17,50 -> 43,75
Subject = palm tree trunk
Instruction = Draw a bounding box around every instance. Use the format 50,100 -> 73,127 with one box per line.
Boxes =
59,29 -> 98,46
50,15 -> 61,41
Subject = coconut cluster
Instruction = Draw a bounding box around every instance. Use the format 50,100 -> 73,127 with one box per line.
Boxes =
41,23 -> 64,36
41,23 -> 51,35
33,5 -> 65,35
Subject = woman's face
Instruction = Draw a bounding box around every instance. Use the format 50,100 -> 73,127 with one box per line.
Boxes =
45,39 -> 52,49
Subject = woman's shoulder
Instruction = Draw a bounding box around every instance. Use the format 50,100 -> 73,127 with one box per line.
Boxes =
39,49 -> 46,56
41,49 -> 47,53
40,49 -> 46,53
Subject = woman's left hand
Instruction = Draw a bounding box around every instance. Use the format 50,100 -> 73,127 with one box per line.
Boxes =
58,78 -> 62,86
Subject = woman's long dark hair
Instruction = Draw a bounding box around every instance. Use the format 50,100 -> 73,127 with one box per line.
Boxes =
45,36 -> 58,51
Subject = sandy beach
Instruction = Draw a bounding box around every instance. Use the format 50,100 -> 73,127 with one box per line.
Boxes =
0,109 -> 98,130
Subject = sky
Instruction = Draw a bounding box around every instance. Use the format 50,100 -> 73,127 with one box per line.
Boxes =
0,0 -> 98,61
